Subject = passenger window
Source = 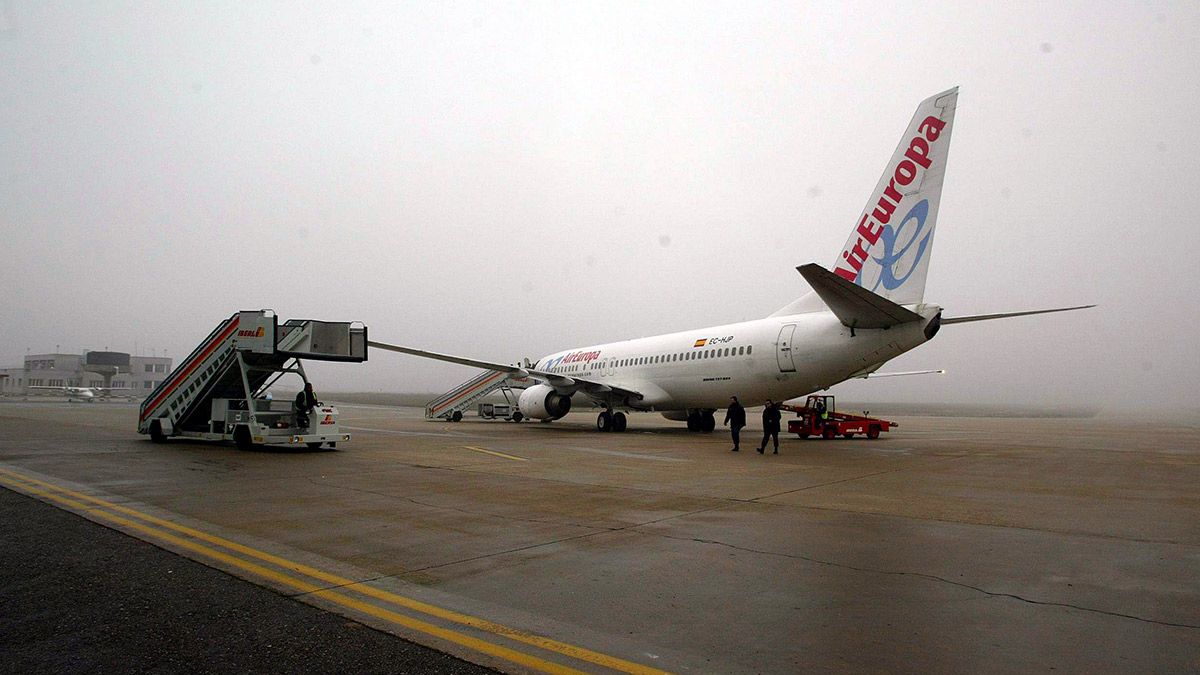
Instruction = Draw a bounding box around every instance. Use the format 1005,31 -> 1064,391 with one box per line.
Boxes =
747,345 -> 753,355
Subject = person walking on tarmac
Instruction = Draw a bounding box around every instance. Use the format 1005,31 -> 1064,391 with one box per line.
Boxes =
295,382 -> 319,429
723,396 -> 746,452
757,399 -> 782,455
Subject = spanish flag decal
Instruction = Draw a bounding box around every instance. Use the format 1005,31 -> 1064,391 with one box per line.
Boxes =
693,339 -> 707,348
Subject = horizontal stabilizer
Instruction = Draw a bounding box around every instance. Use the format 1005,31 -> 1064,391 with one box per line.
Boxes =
941,305 -> 1095,324
797,263 -> 923,329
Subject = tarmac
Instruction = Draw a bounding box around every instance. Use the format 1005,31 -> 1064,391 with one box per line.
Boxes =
1,399 -> 1197,674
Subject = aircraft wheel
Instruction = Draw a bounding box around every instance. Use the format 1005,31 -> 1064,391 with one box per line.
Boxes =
597,411 -> 612,432
686,414 -> 699,432
149,420 -> 166,443
701,412 -> 716,433
613,412 -> 627,433
867,425 -> 880,440
821,425 -> 837,440
451,410 -> 463,422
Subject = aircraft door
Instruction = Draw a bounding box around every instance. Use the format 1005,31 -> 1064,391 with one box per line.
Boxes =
776,324 -> 797,373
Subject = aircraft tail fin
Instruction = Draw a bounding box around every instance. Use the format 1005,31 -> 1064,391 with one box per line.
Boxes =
797,263 -> 923,329
835,87 -> 957,304
771,88 -> 958,317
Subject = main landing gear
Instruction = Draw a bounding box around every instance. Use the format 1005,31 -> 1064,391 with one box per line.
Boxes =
686,410 -> 716,433
597,410 -> 628,433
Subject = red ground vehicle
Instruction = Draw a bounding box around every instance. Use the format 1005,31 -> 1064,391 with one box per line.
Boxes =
781,395 -> 896,440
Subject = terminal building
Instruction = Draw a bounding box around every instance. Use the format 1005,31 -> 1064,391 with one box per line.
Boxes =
0,351 -> 173,397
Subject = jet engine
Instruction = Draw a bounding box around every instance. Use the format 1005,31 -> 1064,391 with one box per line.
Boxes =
517,384 -> 573,421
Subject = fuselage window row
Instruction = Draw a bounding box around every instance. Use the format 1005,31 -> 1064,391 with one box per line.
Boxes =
583,344 -> 752,373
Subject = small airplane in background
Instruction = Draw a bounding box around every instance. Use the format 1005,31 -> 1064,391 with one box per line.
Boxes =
371,88 -> 1093,432
29,386 -> 130,402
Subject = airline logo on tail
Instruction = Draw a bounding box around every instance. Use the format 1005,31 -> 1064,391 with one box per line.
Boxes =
834,114 -> 947,291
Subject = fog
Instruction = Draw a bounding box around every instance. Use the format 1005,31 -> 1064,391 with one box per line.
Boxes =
2,2 -> 1197,411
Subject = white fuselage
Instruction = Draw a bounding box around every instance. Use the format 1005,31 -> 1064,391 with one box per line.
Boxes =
533,304 -> 941,412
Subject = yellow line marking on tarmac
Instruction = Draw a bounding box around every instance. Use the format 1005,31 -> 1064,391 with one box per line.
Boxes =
0,467 -> 665,675
462,445 -> 528,462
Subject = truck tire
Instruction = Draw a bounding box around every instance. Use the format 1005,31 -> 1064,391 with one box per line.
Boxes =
822,425 -> 837,440
796,432 -> 809,439
867,425 -> 881,440
234,425 -> 253,451
451,410 -> 463,422
307,442 -> 323,449
512,412 -> 523,423
149,420 -> 166,443
843,432 -> 855,439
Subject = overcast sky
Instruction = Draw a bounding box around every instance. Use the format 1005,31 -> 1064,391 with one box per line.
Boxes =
2,2 -> 1197,410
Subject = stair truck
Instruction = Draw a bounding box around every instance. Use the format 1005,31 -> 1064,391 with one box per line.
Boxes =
781,395 -> 897,440
137,310 -> 367,450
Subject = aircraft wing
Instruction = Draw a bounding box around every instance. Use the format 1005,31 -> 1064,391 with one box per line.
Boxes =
29,386 -> 69,392
367,341 -> 644,403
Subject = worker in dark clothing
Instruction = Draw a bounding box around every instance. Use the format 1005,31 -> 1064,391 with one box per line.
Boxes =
757,399 -> 781,454
723,396 -> 746,452
295,382 -> 319,428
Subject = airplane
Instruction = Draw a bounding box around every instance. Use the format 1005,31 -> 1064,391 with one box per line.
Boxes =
29,386 -> 129,402
371,87 -> 1093,433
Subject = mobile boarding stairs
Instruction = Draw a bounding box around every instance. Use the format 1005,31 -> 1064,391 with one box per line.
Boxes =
426,368 -> 532,422
137,310 -> 367,449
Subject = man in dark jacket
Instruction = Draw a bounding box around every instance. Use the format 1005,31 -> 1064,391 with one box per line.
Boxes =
757,399 -> 781,454
723,396 -> 746,452
295,382 -> 319,429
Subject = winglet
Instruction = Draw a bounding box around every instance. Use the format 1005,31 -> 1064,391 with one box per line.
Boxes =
797,263 -> 923,329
